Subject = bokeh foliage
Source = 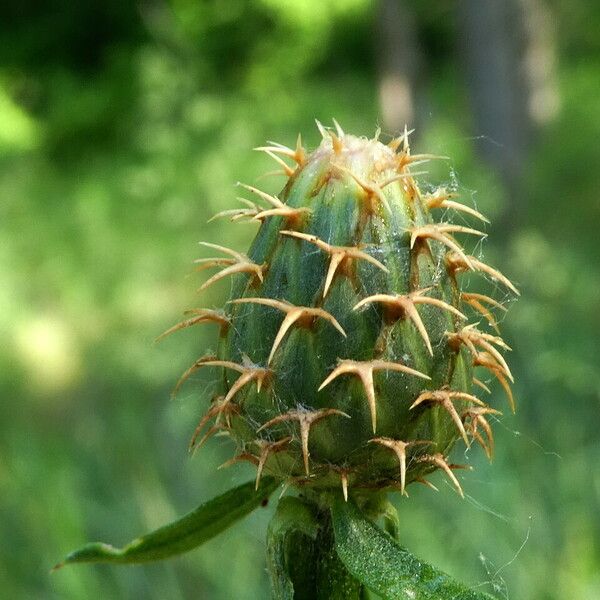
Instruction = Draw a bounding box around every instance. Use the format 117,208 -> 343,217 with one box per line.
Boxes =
1,1 -> 599,598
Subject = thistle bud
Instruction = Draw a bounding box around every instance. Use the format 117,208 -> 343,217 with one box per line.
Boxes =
171,123 -> 518,499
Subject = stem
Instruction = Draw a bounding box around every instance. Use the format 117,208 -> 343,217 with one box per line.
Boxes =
266,495 -> 363,599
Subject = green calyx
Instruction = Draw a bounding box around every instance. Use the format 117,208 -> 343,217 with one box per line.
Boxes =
175,123 -> 519,497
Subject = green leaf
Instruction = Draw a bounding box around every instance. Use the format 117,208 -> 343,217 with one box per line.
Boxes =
267,496 -> 320,600
54,477 -> 278,569
331,497 -> 496,600
313,518 -> 364,600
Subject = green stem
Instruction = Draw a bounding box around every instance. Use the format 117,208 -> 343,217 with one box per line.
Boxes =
266,495 -> 363,600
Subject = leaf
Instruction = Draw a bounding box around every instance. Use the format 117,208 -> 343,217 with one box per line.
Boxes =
331,497 -> 496,600
54,477 -> 278,569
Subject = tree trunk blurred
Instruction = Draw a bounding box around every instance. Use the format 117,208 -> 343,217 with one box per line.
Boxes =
375,0 -> 422,136
459,0 -> 531,196
458,0 -> 559,226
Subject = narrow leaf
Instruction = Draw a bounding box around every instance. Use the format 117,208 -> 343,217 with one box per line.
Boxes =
331,497 -> 496,600
54,477 -> 278,569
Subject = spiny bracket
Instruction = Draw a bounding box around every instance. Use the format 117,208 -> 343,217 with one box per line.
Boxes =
155,309 -> 230,343
319,359 -> 430,433
396,152 -> 449,171
423,188 -> 490,223
332,118 -> 345,138
238,183 -> 310,223
257,407 -> 350,475
461,292 -> 507,332
230,297 -> 346,364
189,397 -> 240,451
328,465 -> 355,501
315,119 -> 328,139
340,470 -> 349,502
388,126 -> 415,152
353,287 -> 466,356
315,118 -> 345,147
255,134 -> 306,166
447,323 -> 513,383
415,476 -> 439,492
195,242 -> 264,292
410,224 -> 487,270
218,440 -> 292,490
208,198 -> 261,223
388,125 -> 447,169
253,148 -> 295,176
474,351 -> 516,412
219,452 -> 259,471
410,389 -> 486,446
280,230 -> 389,297
446,251 -> 520,296
473,377 -> 492,395
252,437 -> 292,490
172,354 -> 215,398
417,453 -> 466,498
463,406 -> 502,460
333,164 -> 391,214
378,171 -> 428,191
173,356 -> 270,404
369,438 -> 433,496
329,130 -> 343,155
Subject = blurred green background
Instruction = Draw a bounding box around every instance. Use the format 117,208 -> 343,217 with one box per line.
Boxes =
1,1 -> 599,598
